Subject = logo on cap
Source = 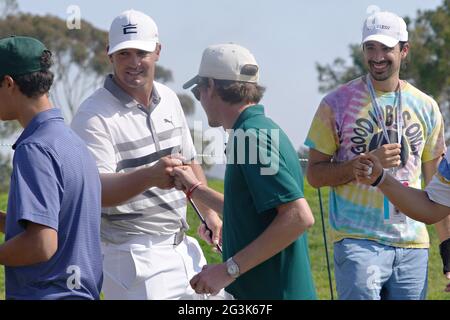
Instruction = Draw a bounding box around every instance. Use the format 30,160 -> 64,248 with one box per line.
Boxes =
108,10 -> 159,55
122,23 -> 137,35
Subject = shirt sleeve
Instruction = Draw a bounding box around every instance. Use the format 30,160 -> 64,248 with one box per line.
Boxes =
422,99 -> 446,163
11,144 -> 62,231
304,99 -> 339,156
238,129 -> 304,214
425,149 -> 450,208
71,110 -> 116,173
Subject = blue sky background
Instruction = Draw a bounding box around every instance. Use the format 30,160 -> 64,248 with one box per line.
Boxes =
16,0 -> 442,152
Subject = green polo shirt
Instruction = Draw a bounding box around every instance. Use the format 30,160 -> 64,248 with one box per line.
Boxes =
223,104 -> 316,300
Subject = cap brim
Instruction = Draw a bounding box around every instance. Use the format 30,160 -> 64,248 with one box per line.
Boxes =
362,35 -> 399,48
182,75 -> 200,89
108,40 -> 157,55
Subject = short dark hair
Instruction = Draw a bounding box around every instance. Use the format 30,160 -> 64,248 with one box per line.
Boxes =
399,41 -> 407,51
8,50 -> 54,98
211,79 -> 265,105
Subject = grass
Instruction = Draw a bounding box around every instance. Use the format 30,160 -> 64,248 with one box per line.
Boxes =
0,180 -> 448,300
187,179 -> 450,300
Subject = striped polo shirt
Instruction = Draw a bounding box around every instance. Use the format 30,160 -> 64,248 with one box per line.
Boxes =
426,148 -> 450,208
71,75 -> 196,244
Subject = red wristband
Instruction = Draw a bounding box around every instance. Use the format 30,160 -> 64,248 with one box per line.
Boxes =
186,182 -> 202,198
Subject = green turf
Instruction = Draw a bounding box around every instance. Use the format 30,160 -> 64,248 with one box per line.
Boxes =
0,180 -> 448,300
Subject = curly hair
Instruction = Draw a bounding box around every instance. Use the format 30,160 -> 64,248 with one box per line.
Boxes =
8,50 -> 54,98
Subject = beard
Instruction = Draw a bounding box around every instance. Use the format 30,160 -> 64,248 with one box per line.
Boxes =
367,60 -> 395,81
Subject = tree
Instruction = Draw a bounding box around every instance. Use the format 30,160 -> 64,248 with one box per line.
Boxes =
0,12 -> 190,119
0,154 -> 12,193
0,12 -> 109,131
316,1 -> 450,142
0,0 -> 17,16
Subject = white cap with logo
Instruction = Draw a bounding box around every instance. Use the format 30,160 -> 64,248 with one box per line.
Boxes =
108,9 -> 159,55
362,11 -> 408,48
183,43 -> 259,89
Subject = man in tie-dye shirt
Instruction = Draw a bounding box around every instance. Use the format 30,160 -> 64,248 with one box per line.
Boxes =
305,11 -> 450,299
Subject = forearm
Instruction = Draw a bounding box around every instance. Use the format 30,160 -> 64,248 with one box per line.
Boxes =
379,174 -> 450,224
189,164 -> 222,218
307,159 -> 356,188
0,230 -> 56,266
191,185 -> 224,214
101,168 -> 157,207
233,198 -> 313,275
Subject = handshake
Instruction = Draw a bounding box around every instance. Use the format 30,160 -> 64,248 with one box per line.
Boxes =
352,143 -> 402,186
150,155 -> 201,194
150,155 -> 223,251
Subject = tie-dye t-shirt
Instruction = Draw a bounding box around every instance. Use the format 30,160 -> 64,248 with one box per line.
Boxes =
426,149 -> 450,209
305,76 -> 445,248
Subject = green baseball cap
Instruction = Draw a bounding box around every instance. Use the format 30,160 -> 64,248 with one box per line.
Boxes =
0,36 -> 48,79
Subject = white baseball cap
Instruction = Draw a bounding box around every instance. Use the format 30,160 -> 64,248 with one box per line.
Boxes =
362,11 -> 408,48
183,43 -> 259,89
108,9 -> 159,55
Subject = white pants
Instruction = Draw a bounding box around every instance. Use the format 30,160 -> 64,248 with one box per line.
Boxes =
101,233 -> 231,300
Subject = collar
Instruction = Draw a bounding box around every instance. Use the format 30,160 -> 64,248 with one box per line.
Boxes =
104,74 -> 161,110
13,108 -> 63,150
232,104 -> 265,130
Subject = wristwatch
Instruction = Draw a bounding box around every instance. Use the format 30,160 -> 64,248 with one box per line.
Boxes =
226,257 -> 240,279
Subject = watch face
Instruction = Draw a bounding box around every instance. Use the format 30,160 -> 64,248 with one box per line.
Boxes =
227,258 -> 239,277
228,263 -> 238,275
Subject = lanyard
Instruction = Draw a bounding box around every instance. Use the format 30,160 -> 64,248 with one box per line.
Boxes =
366,74 -> 403,145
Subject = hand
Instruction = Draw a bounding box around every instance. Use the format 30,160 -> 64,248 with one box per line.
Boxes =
353,153 -> 383,185
199,213 -> 223,248
148,156 -> 183,189
190,263 -> 234,296
171,165 -> 200,192
370,143 -> 402,169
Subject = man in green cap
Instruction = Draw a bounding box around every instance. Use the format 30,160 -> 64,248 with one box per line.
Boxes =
0,36 -> 103,299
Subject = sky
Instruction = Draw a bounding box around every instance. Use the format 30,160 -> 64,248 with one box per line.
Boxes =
14,0 -> 443,148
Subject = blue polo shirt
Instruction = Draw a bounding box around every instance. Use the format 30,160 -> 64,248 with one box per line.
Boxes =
5,108 -> 102,300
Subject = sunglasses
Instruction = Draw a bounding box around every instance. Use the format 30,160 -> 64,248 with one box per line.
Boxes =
191,85 -> 201,101
190,78 -> 211,101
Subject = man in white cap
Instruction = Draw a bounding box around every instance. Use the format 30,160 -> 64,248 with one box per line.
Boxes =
172,43 -> 317,299
305,11 -> 450,299
71,9 -> 222,300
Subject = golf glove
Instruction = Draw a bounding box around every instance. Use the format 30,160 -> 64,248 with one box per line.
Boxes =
439,238 -> 450,274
